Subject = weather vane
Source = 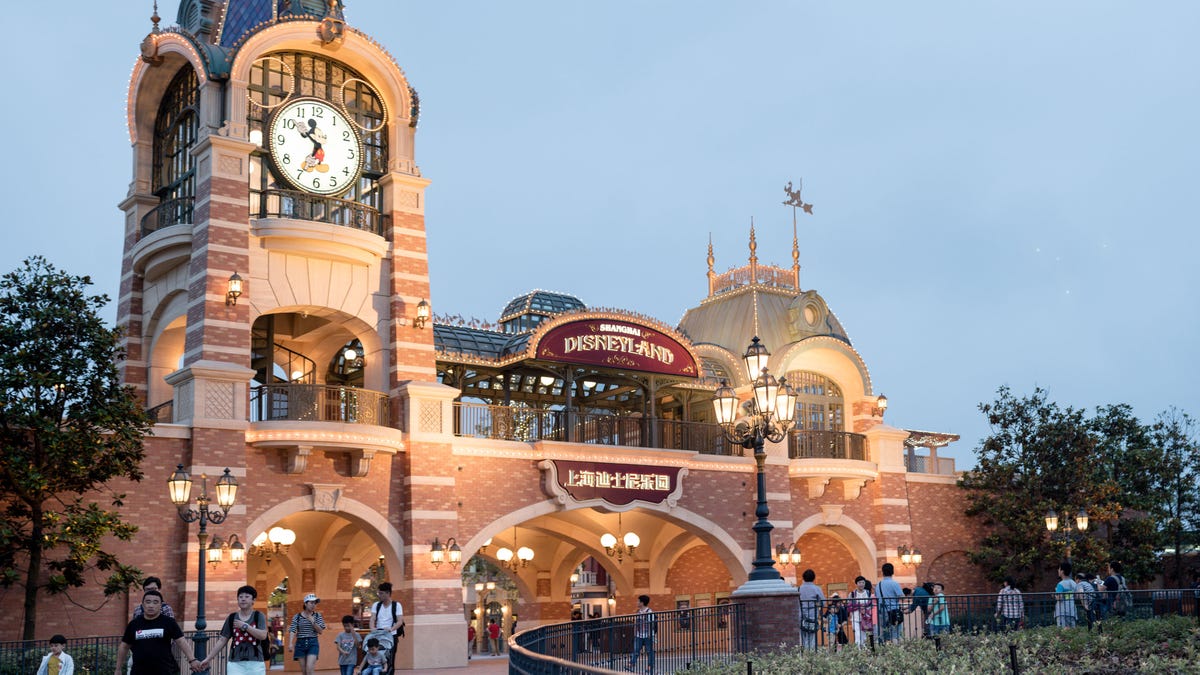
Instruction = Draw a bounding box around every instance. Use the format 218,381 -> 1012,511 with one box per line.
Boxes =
782,180 -> 813,215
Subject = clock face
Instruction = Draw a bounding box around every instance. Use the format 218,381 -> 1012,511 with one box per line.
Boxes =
267,97 -> 364,196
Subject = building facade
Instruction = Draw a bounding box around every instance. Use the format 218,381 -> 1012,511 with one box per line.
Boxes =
8,1 -> 991,669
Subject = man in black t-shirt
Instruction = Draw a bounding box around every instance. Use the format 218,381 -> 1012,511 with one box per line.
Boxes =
116,590 -> 201,675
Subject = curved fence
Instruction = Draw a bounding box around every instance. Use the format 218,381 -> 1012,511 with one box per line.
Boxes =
510,603 -> 748,675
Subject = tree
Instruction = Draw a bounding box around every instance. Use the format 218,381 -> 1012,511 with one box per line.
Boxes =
0,257 -> 150,639
957,387 -> 1169,588
1148,409 -> 1200,585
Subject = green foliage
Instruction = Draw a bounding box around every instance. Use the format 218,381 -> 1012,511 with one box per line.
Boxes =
957,386 -> 1195,588
0,257 -> 151,639
1150,409 -> 1200,585
684,617 -> 1200,674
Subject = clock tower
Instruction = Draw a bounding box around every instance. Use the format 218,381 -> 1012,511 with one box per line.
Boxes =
117,1 -> 457,669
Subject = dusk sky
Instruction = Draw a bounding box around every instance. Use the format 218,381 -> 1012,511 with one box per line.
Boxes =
4,1 -> 1198,468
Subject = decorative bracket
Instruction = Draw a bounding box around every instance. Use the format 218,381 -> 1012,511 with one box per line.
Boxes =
348,449 -> 376,477
286,445 -> 312,474
806,477 -> 830,499
840,478 -> 870,500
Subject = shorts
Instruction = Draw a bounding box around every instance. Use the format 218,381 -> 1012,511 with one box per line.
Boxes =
227,661 -> 267,675
293,637 -> 320,660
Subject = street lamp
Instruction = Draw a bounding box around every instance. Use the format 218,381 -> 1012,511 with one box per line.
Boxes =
898,544 -> 923,567
1045,507 -> 1089,561
168,464 -> 238,672
711,336 -> 798,583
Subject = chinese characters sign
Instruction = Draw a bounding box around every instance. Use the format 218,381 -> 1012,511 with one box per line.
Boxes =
544,459 -> 686,506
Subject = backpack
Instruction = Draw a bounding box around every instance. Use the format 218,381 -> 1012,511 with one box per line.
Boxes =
228,610 -> 272,662
1113,575 -> 1133,615
374,601 -> 406,637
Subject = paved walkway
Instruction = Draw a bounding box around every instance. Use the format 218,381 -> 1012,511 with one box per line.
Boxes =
307,654 -> 509,674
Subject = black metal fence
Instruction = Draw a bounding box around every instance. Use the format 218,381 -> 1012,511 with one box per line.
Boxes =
510,603 -> 748,675
797,588 -> 1200,650
140,197 -> 195,239
788,428 -> 866,461
0,631 -> 250,675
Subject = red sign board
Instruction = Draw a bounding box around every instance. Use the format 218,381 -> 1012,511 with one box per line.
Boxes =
544,459 -> 685,507
535,319 -> 697,377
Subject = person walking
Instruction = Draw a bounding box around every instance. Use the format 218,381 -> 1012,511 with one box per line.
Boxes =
797,569 -> 826,650
628,595 -> 655,673
995,577 -> 1024,631
848,576 -> 874,648
201,585 -> 270,675
906,582 -> 932,638
926,583 -> 950,636
1074,573 -> 1097,629
36,634 -> 73,675
369,582 -> 403,673
289,593 -> 326,675
487,618 -> 501,655
335,615 -> 362,675
877,563 -> 904,643
115,590 -> 200,675
1054,562 -> 1078,628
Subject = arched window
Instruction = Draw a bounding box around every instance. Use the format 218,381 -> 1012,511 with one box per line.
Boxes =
152,66 -> 199,220
784,371 -> 844,432
247,52 -> 388,212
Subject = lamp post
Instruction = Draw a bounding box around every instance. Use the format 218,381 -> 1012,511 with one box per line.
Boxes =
712,337 -> 798,583
168,464 -> 238,672
1045,507 -> 1089,562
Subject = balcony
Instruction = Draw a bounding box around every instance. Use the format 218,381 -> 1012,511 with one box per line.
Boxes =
904,453 -> 958,475
247,384 -> 401,476
254,188 -> 388,235
453,403 -> 740,455
130,197 -> 195,279
787,429 -> 866,461
250,189 -> 390,264
786,428 -> 876,500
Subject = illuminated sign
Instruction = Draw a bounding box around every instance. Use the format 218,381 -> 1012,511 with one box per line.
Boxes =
535,319 -> 697,377
540,459 -> 688,507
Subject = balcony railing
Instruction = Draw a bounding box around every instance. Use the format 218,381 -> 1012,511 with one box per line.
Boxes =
452,402 -> 736,456
253,188 -> 388,236
146,400 -> 174,424
140,196 -> 194,238
251,384 -> 390,425
787,428 -> 867,461
904,453 -> 957,475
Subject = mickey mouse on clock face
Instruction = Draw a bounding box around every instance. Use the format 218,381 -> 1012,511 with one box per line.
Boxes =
298,119 -> 329,173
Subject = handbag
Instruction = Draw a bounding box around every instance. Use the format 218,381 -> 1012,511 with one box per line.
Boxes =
836,625 -> 849,645
801,616 -> 818,632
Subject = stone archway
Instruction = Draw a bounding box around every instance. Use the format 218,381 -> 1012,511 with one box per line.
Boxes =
790,512 -> 879,582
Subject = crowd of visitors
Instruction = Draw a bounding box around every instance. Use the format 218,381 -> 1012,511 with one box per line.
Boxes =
795,559 -> 1176,650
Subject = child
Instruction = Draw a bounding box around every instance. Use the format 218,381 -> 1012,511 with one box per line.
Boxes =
37,634 -> 74,675
358,638 -> 386,675
927,583 -> 950,636
822,595 -> 845,652
335,615 -> 361,675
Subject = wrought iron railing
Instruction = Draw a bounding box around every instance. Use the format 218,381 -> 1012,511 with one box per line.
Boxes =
253,188 -> 388,236
0,630 -> 238,675
903,453 -> 958,475
146,400 -> 175,424
788,428 -> 867,461
140,196 -> 195,238
452,403 -> 740,455
795,588 -> 1200,650
510,603 -> 749,674
251,384 -> 390,425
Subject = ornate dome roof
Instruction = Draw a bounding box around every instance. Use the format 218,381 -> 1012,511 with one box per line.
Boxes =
677,286 -> 849,357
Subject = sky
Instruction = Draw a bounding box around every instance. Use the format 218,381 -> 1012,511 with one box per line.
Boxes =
3,1 -> 1198,469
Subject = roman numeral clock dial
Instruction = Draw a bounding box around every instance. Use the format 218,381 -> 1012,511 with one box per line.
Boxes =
267,97 -> 364,196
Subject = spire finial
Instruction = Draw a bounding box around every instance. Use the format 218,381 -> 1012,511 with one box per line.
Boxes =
706,233 -> 716,297
748,217 -> 758,283
151,1 -> 161,32
792,214 -> 800,289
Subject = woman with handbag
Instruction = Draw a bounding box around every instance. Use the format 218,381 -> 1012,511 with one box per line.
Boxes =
847,576 -> 875,648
